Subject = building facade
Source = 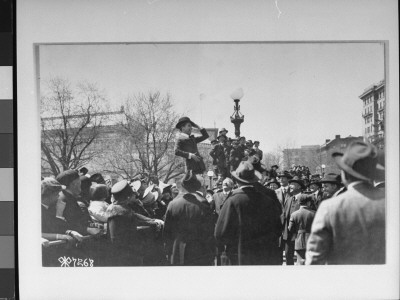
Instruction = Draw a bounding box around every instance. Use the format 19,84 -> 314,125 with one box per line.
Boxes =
359,80 -> 385,148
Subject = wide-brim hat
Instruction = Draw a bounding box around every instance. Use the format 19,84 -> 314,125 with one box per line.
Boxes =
231,161 -> 260,184
289,177 -> 305,189
320,173 -> 341,184
142,185 -> 159,205
175,116 -> 197,129
158,181 -> 172,194
332,141 -> 381,181
219,128 -> 228,134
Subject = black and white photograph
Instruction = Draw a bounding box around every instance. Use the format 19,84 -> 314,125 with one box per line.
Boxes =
18,1 -> 399,299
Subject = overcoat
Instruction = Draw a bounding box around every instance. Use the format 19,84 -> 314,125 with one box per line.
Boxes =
174,129 -> 209,174
288,206 -> 315,250
105,203 -> 141,266
210,144 -> 226,168
215,186 -> 282,265
306,182 -> 385,265
275,186 -> 292,226
163,193 -> 216,266
59,190 -> 92,235
229,148 -> 243,171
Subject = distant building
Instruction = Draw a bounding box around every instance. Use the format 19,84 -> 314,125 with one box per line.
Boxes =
282,145 -> 320,172
281,135 -> 363,175
319,134 -> 363,174
359,80 -> 385,149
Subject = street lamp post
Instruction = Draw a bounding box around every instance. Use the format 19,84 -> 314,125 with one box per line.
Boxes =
230,88 -> 245,138
207,170 -> 214,189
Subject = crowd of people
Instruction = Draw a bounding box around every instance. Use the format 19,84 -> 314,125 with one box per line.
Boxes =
41,116 -> 386,266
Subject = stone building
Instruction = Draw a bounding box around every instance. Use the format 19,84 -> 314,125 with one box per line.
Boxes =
359,79 -> 385,149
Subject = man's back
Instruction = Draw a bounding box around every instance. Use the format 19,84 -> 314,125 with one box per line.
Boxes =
306,182 -> 385,264
215,186 -> 281,265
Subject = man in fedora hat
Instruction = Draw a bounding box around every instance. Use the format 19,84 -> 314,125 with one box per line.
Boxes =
306,141 -> 385,265
253,140 -> 263,160
163,171 -> 215,266
215,161 -> 281,265
210,134 -> 228,180
319,173 -> 344,206
229,139 -> 243,172
174,116 -> 209,174
280,176 -> 313,265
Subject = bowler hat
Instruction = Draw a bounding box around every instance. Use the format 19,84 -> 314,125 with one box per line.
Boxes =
271,165 -> 279,169
254,141 -> 260,144
181,170 -> 202,192
56,170 -> 79,187
219,128 -> 228,134
175,116 -> 197,130
289,176 -> 305,189
41,177 -> 64,196
231,161 -> 260,184
320,173 -> 341,184
332,141 -> 381,181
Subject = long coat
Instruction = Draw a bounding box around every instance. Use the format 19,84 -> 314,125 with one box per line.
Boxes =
288,207 -> 315,250
306,182 -> 385,265
215,186 -> 282,265
229,148 -> 243,171
210,144 -> 226,168
59,190 -> 92,235
174,129 -> 209,174
275,186 -> 292,227
163,193 -> 216,266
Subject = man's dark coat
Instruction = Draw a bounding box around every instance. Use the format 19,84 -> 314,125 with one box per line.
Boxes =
174,129 -> 209,174
215,186 -> 282,265
163,193 -> 216,265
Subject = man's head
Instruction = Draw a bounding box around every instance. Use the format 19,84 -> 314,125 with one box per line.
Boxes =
332,141 -> 382,185
231,161 -> 260,187
222,178 -> 234,192
254,141 -> 260,148
277,172 -> 292,187
219,128 -> 228,136
56,170 -> 81,196
289,178 -> 304,195
41,178 -> 63,207
79,167 -> 88,176
217,135 -> 227,144
181,171 -> 204,193
111,180 -> 135,204
176,117 -> 197,135
232,140 -> 239,148
320,173 -> 341,196
239,136 -> 246,145
309,181 -> 321,192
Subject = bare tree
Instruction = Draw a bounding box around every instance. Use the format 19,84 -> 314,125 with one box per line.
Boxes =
278,139 -> 297,170
41,77 -> 108,176
106,91 -> 184,182
262,148 -> 282,170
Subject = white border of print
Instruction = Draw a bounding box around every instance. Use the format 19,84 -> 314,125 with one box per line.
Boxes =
17,1 -> 399,299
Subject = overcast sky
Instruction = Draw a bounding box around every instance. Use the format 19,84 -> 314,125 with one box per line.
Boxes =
39,42 -> 384,152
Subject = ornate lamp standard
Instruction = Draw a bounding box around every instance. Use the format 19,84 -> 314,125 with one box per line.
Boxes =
230,88 -> 245,138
